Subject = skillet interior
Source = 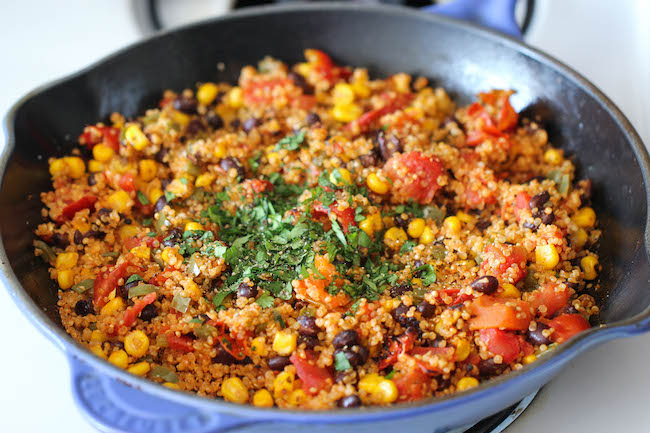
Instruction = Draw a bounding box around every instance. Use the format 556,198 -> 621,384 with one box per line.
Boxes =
2,4 -> 649,380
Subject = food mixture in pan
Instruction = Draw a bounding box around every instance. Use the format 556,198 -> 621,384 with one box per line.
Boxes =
34,50 -> 601,409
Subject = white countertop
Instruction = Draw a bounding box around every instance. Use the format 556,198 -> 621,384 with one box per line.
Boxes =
1,1 -> 649,432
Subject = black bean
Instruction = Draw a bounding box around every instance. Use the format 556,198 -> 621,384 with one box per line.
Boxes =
333,330 -> 359,349
335,347 -> 368,368
527,322 -> 551,345
418,301 -> 436,318
213,345 -> 236,365
117,285 -> 129,299
237,282 -> 257,298
185,119 -> 204,136
391,304 -> 411,324
268,356 -> 291,371
155,147 -> 169,163
476,219 -> 490,231
230,119 -> 241,130
557,304 -> 579,316
205,111 -> 224,129
173,96 -> 198,114
297,335 -> 319,350
88,173 -> 97,186
52,232 -> 69,248
528,175 -> 546,184
297,315 -> 320,336
529,191 -> 550,210
337,395 -> 361,408
390,284 -> 410,297
358,153 -> 377,168
377,131 -> 402,161
243,118 -> 259,133
153,196 -> 167,213
538,211 -> 555,225
140,304 -> 158,321
220,157 -> 245,180
565,282 -> 579,290
401,317 -> 421,330
97,208 -> 113,219
470,276 -> 499,295
74,300 -> 93,316
85,230 -> 105,240
523,221 -> 539,231
305,112 -> 321,126
124,278 -> 141,290
478,359 -> 502,377
287,72 -> 314,95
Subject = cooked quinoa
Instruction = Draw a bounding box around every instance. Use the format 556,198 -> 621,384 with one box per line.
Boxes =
34,50 -> 601,409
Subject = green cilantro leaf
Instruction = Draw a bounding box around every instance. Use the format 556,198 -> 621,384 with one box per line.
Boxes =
137,191 -> 150,205
126,274 -> 143,285
274,130 -> 306,151
164,191 -> 176,202
255,292 -> 275,308
415,264 -> 437,285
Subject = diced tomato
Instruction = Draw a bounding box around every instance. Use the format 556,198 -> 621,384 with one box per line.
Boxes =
290,352 -> 333,395
481,243 -> 528,284
497,95 -> 518,131
378,330 -> 417,370
479,329 -> 521,364
547,314 -> 590,343
527,282 -> 572,317
292,94 -> 317,110
393,365 -> 431,402
167,334 -> 195,352
384,151 -> 445,205
348,93 -> 413,133
312,201 -> 357,234
93,261 -> 131,308
249,179 -> 274,194
304,49 -> 351,84
123,234 -> 163,251
242,77 -> 292,106
513,192 -> 532,222
118,173 -> 136,192
79,125 -> 120,151
293,254 -> 350,308
465,91 -> 518,146
469,295 -> 533,331
121,292 -> 157,328
58,195 -> 97,223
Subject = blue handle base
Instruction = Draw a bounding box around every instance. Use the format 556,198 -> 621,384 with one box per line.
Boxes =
69,356 -> 252,433
423,0 -> 522,38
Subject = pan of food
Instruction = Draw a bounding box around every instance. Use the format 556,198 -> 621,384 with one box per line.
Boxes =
3,1 -> 650,432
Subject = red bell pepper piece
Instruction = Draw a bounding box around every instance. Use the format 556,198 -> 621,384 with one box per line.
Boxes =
167,334 -> 195,353
59,195 -> 97,222
121,292 -> 157,328
547,314 -> 590,343
479,328 -> 521,364
290,352 -> 333,395
93,261 -> 131,308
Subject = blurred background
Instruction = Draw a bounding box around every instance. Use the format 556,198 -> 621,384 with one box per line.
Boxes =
1,1 -> 649,432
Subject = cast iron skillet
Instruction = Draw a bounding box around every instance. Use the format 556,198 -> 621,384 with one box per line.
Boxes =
3,3 -> 650,433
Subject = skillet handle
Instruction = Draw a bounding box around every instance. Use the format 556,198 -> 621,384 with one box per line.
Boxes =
422,0 -> 521,38
68,355 -> 258,433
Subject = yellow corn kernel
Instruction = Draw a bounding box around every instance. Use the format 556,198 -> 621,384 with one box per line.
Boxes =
89,344 -> 107,359
407,218 -> 426,238
366,173 -> 390,195
572,228 -> 589,248
273,371 -> 295,398
455,339 -> 471,362
544,148 -> 563,165
172,110 -> 190,127
329,168 -> 352,186
64,157 -> 86,179
166,178 -> 192,199
185,221 -> 204,232
359,374 -> 398,404
333,83 -> 356,105
163,382 -> 179,390
384,227 -> 407,248
197,82 -> 219,105
161,247 -> 182,265
57,270 -> 75,289
107,190 -> 132,213
420,227 -> 434,245
332,103 -> 362,123
100,297 -> 126,316
130,245 -> 151,260
295,62 -> 312,77
228,87 -> 244,108
351,80 -> 371,98
88,159 -> 104,173
119,224 -> 139,240
456,377 -> 479,391
393,73 -> 411,93
90,330 -> 106,344
49,158 -> 67,176
108,349 -> 129,369
522,354 -> 538,365
127,361 -> 151,376
56,252 -> 79,270
92,144 -> 115,162
288,389 -> 308,406
267,152 -> 281,165
581,256 -> 599,280
124,330 -> 150,358
148,188 -> 164,205
214,142 -> 227,159
221,377 -> 249,403
499,283 -> 521,299
251,337 -> 268,357
195,173 -> 216,188
125,124 -> 150,151
411,278 -> 422,286
370,213 -> 383,231
273,331 -> 297,356
359,218 -> 375,237
456,211 -> 474,224
253,389 -> 274,407
573,207 -> 596,228
138,159 -> 157,182
535,244 -> 560,270
443,216 -> 462,235
182,279 -> 202,299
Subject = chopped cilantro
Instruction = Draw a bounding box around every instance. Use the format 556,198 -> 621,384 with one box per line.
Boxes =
334,351 -> 352,371
400,240 -> 417,253
384,369 -> 396,379
255,292 -> 275,308
272,310 -> 286,328
212,291 -> 231,310
125,274 -> 143,285
415,264 -> 437,285
274,130 -> 306,151
164,191 -> 175,202
137,191 -> 150,205
146,231 -> 158,237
